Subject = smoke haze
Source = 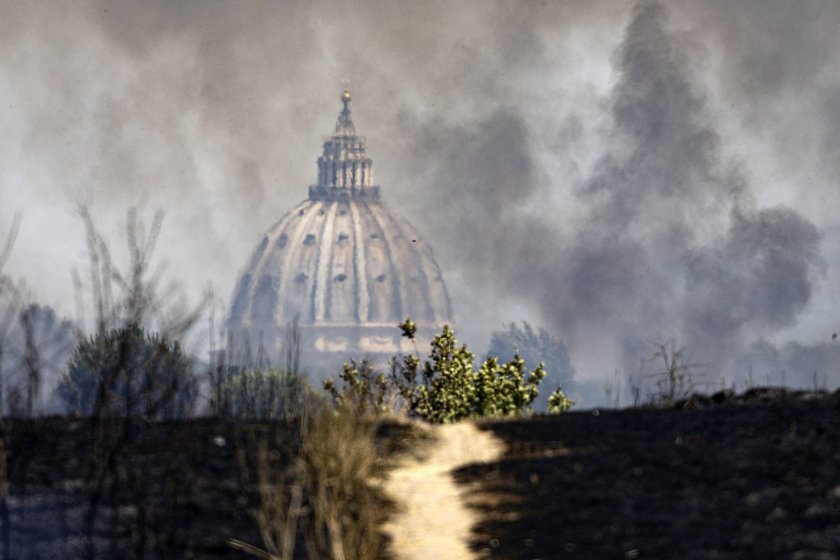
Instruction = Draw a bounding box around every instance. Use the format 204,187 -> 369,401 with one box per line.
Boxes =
1,0 -> 839,392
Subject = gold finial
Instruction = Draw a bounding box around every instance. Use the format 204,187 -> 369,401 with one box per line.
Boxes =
340,76 -> 352,107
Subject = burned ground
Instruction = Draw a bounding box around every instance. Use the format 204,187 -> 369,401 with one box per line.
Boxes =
459,390 -> 840,559
2,391 -> 839,559
2,417 -> 416,559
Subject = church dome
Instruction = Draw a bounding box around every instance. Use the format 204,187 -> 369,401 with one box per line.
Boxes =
227,90 -> 453,362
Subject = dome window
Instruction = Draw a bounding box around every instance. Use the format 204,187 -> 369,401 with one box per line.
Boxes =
275,234 -> 288,249
370,233 -> 380,240
295,273 -> 308,284
335,273 -> 348,283
376,273 -> 387,283
299,209 -> 305,216
337,232 -> 349,244
304,234 -> 317,246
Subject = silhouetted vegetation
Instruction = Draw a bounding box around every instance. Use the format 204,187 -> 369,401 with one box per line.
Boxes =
647,337 -> 705,403
0,213 -> 21,560
56,324 -> 197,419
214,367 -> 315,421
0,303 -> 77,417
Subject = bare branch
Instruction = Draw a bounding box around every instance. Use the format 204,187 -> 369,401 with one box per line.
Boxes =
0,213 -> 22,278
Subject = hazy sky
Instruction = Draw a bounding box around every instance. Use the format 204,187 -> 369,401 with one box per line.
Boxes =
1,0 -> 839,381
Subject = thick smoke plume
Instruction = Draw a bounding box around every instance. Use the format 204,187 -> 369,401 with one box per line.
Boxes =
1,0 -> 839,393
570,3 -> 823,371
407,2 -> 825,380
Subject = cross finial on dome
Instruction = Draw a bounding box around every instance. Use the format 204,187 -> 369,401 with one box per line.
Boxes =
335,88 -> 356,135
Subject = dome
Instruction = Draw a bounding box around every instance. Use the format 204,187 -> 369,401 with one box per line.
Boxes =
227,90 -> 453,363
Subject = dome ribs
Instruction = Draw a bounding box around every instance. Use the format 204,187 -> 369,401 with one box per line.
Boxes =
311,201 -> 338,323
325,202 -> 356,322
363,202 -> 404,322
239,200 -> 308,325
275,200 -> 323,324
382,210 -> 436,323
349,200 -> 370,324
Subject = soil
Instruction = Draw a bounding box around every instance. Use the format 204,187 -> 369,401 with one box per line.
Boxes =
383,421 -> 505,560
455,389 -> 840,559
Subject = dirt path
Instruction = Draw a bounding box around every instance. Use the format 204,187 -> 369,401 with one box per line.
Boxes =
383,421 -> 505,560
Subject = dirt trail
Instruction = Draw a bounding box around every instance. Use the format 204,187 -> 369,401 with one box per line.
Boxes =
383,421 -> 505,560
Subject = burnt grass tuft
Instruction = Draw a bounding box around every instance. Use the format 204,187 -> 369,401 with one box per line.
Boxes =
457,389 -> 840,559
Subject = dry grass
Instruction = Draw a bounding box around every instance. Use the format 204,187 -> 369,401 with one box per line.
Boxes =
232,403 -> 392,560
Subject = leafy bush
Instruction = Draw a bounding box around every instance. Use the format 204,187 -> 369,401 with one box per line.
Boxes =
325,320 -> 574,423
216,367 -> 314,420
487,321 -> 575,411
56,324 -> 197,419
397,322 -> 554,423
547,386 -> 574,413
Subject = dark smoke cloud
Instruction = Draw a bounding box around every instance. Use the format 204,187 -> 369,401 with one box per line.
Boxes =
0,0 -> 838,392
405,1 -> 824,380
684,207 -> 822,358
563,2 -> 825,374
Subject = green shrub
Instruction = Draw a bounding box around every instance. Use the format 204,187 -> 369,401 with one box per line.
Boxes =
325,320 -> 574,423
396,322 -> 552,423
547,386 -> 574,413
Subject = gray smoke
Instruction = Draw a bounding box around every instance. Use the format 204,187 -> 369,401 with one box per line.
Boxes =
567,3 -> 822,369
404,1 -> 825,378
684,208 -> 821,358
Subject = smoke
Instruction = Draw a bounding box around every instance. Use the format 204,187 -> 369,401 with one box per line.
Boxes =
0,0 -> 838,388
684,207 -> 822,358
682,0 -> 840,219
404,1 -> 825,379
566,3 -> 822,370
